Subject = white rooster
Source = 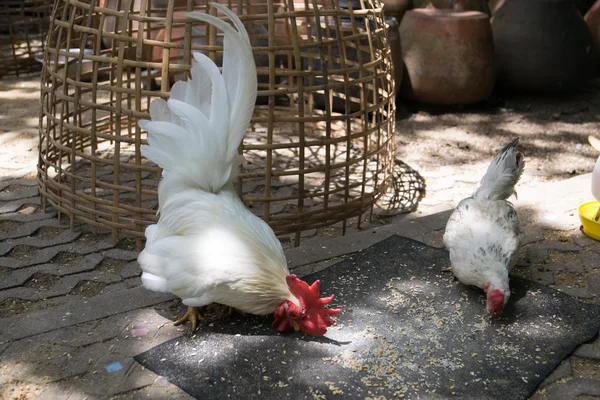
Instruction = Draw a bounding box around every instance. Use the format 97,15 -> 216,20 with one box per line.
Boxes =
443,139 -> 525,316
137,4 -> 341,336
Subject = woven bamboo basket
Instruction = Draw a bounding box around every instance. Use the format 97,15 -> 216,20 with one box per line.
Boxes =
38,0 -> 396,247
0,0 -> 53,78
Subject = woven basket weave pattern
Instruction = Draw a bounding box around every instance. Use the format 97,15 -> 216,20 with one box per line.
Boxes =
38,0 -> 396,246
0,0 -> 53,78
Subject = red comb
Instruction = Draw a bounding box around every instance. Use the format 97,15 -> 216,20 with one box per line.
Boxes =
285,274 -> 343,336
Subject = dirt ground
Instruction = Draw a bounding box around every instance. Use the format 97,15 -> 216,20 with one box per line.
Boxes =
398,83 -> 600,183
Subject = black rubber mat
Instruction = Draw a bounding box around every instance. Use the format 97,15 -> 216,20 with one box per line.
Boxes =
135,235 -> 600,399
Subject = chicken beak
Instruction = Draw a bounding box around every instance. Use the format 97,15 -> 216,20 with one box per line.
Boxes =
291,321 -> 300,331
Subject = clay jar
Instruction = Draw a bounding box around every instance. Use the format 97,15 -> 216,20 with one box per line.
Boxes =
399,9 -> 495,104
412,0 -> 491,15
585,1 -> 600,53
492,0 -> 596,93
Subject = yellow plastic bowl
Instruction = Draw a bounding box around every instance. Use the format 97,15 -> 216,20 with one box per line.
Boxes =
578,200 -> 600,241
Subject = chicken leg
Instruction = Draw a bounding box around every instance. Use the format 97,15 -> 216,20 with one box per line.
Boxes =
174,306 -> 205,331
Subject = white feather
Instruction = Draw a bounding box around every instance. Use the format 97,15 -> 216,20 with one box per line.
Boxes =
592,155 -> 600,201
443,139 -> 525,301
475,139 -> 524,201
137,4 -> 296,315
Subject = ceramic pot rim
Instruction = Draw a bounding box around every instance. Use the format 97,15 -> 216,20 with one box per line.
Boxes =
406,9 -> 488,20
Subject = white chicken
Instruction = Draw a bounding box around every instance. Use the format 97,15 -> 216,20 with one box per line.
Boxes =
137,4 -> 341,336
443,139 -> 525,315
589,135 -> 600,221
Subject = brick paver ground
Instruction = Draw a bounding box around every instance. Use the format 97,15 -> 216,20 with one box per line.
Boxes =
0,76 -> 599,399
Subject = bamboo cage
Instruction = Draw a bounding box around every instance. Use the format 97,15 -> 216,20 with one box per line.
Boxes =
38,0 -> 396,246
0,0 -> 53,78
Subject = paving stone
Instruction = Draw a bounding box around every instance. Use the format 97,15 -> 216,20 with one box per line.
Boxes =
47,320 -> 100,348
0,242 -> 112,269
379,217 -> 432,239
0,218 -> 61,242
103,282 -> 130,295
545,378 -> 600,400
50,342 -> 110,382
415,209 -> 453,231
120,262 -> 141,279
0,210 -> 58,223
587,273 -> 600,297
93,353 -> 136,377
414,229 -> 445,249
125,276 -> 143,288
544,262 -> 585,273
539,359 -> 571,389
521,226 -> 545,245
526,246 -> 549,264
1,230 -> 81,250
0,197 -> 41,214
1,336 -> 74,364
0,187 -> 38,202
105,323 -> 184,359
66,391 -> 105,400
0,179 -> 38,191
572,230 -> 600,247
0,275 -> 81,302
129,308 -> 174,328
117,380 -> 195,399
0,254 -> 104,290
530,270 -> 556,285
573,343 -> 600,360
35,387 -> 74,400
581,250 -> 600,270
537,240 -> 582,252
0,341 -> 10,357
0,286 -> 175,341
101,249 -> 140,261
71,361 -> 156,396
553,285 -> 595,299
289,263 -> 313,277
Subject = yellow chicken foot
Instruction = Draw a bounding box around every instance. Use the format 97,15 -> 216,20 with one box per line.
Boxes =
174,306 -> 205,331
441,266 -> 453,273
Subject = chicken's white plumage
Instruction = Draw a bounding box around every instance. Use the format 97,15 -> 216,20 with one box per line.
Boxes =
137,4 -> 298,317
443,198 -> 520,290
443,139 -> 524,314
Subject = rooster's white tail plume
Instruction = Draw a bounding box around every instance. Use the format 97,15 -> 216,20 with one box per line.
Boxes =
474,138 -> 525,201
139,3 -> 257,194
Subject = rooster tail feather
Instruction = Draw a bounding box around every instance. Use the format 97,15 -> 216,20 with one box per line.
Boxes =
139,3 -> 257,194
474,138 -> 525,201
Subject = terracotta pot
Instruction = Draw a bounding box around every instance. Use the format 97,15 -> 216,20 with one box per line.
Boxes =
399,9 -> 495,104
492,0 -> 596,93
412,0 -> 491,15
585,1 -> 600,51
